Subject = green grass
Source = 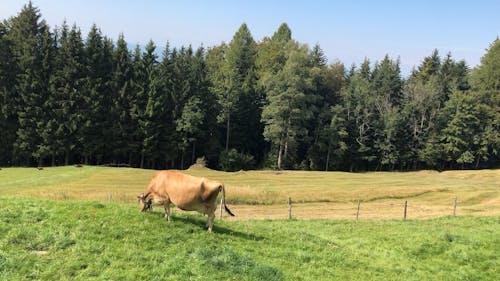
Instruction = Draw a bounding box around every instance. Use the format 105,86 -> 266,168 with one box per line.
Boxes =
0,198 -> 498,280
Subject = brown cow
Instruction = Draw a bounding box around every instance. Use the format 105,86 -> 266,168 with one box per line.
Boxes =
137,170 -> 234,232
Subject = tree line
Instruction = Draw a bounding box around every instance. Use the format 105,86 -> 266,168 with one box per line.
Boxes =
0,3 -> 498,171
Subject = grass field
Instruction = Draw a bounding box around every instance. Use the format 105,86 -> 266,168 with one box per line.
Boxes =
1,167 -> 499,280
0,198 -> 499,280
0,166 -> 498,220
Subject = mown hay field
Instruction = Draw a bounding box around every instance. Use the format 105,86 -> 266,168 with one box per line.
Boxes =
0,166 -> 498,220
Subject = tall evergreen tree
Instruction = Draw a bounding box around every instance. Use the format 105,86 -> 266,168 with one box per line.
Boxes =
48,23 -> 85,165
175,47 -> 208,167
169,46 -> 195,168
416,49 -> 441,81
305,49 -> 345,170
343,59 -> 377,170
135,40 -> 163,168
8,2 -> 52,165
371,55 -> 403,170
468,39 -> 499,167
0,21 -> 18,165
216,23 -> 258,154
324,104 -> 348,171
81,25 -> 113,164
110,33 -> 134,164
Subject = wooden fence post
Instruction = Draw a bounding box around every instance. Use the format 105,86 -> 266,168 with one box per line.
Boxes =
219,197 -> 223,219
108,193 -> 112,202
356,199 -> 361,220
403,200 -> 408,220
288,197 -> 292,220
453,196 -> 457,217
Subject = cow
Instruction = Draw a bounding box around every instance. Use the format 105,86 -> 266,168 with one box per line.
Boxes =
137,170 -> 234,232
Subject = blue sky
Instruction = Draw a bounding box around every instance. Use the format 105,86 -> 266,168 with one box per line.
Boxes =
1,0 -> 499,75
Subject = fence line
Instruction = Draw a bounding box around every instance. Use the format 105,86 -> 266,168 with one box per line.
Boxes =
274,196 -> 460,221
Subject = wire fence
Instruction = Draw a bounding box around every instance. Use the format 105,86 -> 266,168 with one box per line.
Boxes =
214,196 -> 467,221
40,192 -> 484,220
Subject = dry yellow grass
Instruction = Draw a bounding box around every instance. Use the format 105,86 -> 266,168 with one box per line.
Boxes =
0,166 -> 498,220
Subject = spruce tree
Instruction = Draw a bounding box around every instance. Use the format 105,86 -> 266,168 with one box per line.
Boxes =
129,45 -> 145,167
47,23 -> 85,165
0,21 -> 18,165
8,2 -> 52,165
343,59 -> 377,171
177,47 -> 211,165
305,47 -> 345,170
371,55 -> 403,170
81,25 -> 113,164
218,23 -> 258,153
135,40 -> 163,168
468,39 -> 499,167
110,33 -> 134,164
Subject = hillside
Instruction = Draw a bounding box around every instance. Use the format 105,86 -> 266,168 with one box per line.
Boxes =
0,198 -> 498,280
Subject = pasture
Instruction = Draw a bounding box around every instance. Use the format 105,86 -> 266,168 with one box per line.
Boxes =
0,199 -> 498,280
0,167 -> 499,280
0,166 -> 499,219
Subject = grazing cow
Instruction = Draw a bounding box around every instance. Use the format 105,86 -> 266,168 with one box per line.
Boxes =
138,170 -> 234,232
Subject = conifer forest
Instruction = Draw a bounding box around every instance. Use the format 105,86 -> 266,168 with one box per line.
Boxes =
0,3 -> 498,171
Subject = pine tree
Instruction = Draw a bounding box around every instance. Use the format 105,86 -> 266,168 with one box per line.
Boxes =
271,23 -> 292,44
227,24 -> 262,163
325,105 -> 348,171
48,23 -> 85,165
181,47 -> 211,165
468,39 -> 500,167
371,55 -> 402,105
8,2 -> 52,165
136,40 -> 163,168
170,46 -> 195,168
371,55 -> 403,170
155,42 -> 177,168
305,49 -> 345,170
81,25 -> 113,164
0,21 -> 18,165
343,59 -> 377,171
129,45 -> 145,167
439,91 -> 482,168
416,49 -> 441,81
217,23 -> 258,153
110,33 -> 134,164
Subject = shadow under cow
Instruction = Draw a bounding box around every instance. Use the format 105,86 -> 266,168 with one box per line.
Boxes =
144,210 -> 264,240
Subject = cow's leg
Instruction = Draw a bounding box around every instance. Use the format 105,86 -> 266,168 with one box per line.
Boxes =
207,212 -> 215,232
205,201 -> 218,232
164,201 -> 171,222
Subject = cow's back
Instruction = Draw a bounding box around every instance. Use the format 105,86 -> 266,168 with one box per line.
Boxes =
149,171 -> 206,209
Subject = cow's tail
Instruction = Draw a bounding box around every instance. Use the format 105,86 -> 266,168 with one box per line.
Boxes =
221,185 -> 235,216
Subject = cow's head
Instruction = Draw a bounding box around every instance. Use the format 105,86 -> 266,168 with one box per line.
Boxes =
137,193 -> 153,212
